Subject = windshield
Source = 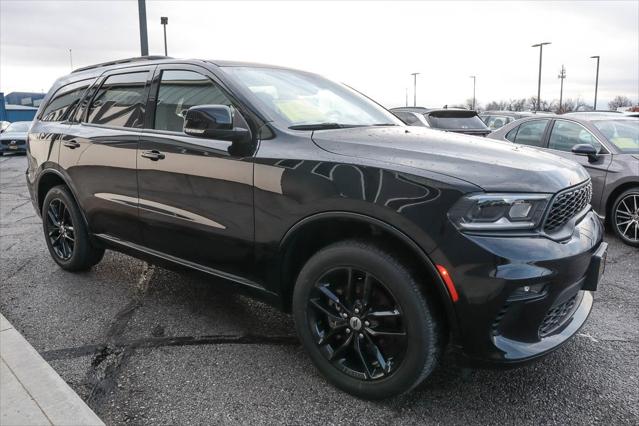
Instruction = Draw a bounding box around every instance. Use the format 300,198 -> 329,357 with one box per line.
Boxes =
426,112 -> 488,130
223,67 -> 401,128
5,121 -> 31,133
594,120 -> 639,153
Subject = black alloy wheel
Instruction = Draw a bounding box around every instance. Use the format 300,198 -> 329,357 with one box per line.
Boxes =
45,198 -> 75,260
308,267 -> 407,380
293,240 -> 442,399
42,185 -> 105,270
612,189 -> 639,247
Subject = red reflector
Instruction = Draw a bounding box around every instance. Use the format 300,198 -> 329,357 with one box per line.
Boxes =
436,264 -> 459,302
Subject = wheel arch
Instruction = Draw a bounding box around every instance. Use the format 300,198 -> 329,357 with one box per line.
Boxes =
278,211 -> 459,336
36,169 -> 90,230
605,181 -> 639,223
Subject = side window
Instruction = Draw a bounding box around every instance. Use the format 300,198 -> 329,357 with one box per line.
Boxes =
505,126 -> 519,142
154,70 -> 232,132
548,120 -> 602,152
86,72 -> 148,128
394,111 -> 422,126
512,119 -> 549,147
40,79 -> 93,122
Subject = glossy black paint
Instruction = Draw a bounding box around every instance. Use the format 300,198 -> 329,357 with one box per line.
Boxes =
27,58 -> 604,366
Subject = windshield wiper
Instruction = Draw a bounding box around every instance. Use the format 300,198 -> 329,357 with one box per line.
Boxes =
288,123 -> 347,130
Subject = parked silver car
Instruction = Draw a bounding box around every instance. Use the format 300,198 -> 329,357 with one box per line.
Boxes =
488,114 -> 639,246
0,121 -> 31,155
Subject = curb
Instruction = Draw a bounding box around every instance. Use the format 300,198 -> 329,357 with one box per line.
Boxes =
0,313 -> 105,426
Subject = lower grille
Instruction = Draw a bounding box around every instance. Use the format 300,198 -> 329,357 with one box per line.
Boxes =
1,139 -> 25,146
538,295 -> 578,337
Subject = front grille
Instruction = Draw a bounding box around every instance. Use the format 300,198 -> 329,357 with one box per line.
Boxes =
1,139 -> 25,146
543,181 -> 592,232
538,295 -> 577,337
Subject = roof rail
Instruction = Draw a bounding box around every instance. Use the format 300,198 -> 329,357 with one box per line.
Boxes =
72,56 -> 172,73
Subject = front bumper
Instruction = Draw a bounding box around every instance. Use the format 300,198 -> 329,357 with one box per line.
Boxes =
432,209 -> 605,365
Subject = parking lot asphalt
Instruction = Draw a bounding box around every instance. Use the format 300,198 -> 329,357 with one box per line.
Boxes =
1,154 -> 638,425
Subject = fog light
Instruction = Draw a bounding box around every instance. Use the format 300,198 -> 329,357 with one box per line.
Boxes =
507,283 -> 547,302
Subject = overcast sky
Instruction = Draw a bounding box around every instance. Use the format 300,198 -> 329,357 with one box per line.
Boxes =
1,0 -> 637,109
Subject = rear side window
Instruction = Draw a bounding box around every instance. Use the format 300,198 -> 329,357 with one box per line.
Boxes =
87,72 -> 148,128
511,119 -> 549,147
393,111 -> 424,126
40,79 -> 93,122
154,70 -> 232,132
426,111 -> 487,130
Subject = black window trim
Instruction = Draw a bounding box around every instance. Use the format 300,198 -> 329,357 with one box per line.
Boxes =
78,66 -> 155,132
38,77 -> 97,123
143,63 -> 261,142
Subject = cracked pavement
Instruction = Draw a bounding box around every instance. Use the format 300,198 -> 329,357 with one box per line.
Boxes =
1,154 -> 638,424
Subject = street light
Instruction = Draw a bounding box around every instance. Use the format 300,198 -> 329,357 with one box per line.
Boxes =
138,0 -> 149,56
410,72 -> 420,107
68,49 -> 73,71
161,17 -> 169,56
532,42 -> 551,111
590,55 -> 600,110
469,75 -> 476,110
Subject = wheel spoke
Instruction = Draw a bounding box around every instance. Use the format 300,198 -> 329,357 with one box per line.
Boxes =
616,210 -> 632,219
623,220 -> 633,236
344,268 -> 355,305
620,200 -> 631,213
360,273 -> 373,309
328,333 -> 353,361
365,309 -> 400,319
353,335 -> 373,379
364,334 -> 389,374
309,298 -> 342,322
318,324 -> 346,346
318,284 -> 349,313
365,328 -> 406,338
47,207 -> 59,227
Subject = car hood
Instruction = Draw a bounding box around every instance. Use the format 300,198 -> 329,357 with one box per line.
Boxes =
311,126 -> 590,193
0,131 -> 27,140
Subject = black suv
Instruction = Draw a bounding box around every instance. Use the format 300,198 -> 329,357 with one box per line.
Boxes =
27,57 -> 607,399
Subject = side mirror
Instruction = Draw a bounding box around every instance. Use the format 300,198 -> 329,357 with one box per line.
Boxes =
571,144 -> 599,162
183,105 -> 250,143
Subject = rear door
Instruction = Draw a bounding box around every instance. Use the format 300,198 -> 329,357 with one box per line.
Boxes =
541,119 -> 611,211
60,67 -> 154,244
136,65 -> 255,277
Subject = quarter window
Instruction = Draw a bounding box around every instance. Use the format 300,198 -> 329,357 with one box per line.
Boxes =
548,120 -> 602,152
154,70 -> 232,132
40,79 -> 94,122
512,119 -> 549,147
86,72 -> 148,128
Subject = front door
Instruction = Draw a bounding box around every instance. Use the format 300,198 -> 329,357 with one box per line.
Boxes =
137,66 -> 255,278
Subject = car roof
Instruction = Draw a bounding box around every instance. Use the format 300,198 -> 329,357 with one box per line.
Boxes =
561,112 -> 628,121
391,107 -> 475,114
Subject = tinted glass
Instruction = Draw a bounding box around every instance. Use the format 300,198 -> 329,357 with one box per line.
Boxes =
426,113 -> 487,130
513,119 -> 549,147
505,127 -> 518,142
485,115 -> 512,130
224,66 -> 401,127
394,111 -> 423,126
154,70 -> 231,132
594,120 -> 639,153
87,72 -> 147,128
41,79 -> 93,122
548,120 -> 602,152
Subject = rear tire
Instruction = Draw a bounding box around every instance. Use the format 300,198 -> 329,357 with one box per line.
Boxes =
42,185 -> 105,271
292,240 -> 443,399
611,188 -> 639,247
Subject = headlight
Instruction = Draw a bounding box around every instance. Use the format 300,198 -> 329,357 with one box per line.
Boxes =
449,193 -> 551,231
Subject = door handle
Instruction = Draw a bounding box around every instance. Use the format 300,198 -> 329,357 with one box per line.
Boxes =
62,140 -> 80,149
141,150 -> 165,161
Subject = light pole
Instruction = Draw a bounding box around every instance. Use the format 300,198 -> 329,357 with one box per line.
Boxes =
590,55 -> 600,110
138,0 -> 149,56
68,49 -> 73,71
532,42 -> 551,111
558,65 -> 566,112
161,17 -> 168,56
405,88 -> 408,107
410,72 -> 420,107
469,75 -> 476,110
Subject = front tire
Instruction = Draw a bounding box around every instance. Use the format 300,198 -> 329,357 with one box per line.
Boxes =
292,240 -> 442,399
611,188 -> 639,247
42,185 -> 105,271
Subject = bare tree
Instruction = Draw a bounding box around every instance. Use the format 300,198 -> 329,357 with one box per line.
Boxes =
608,95 -> 633,110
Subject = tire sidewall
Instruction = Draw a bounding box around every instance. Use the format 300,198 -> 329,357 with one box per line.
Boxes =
292,242 -> 437,399
611,189 -> 639,247
42,186 -> 91,270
